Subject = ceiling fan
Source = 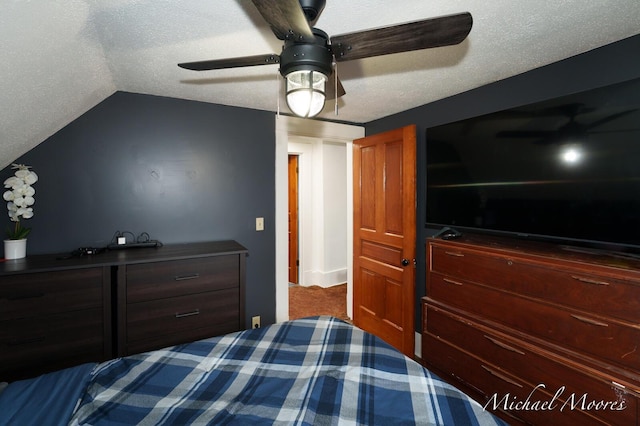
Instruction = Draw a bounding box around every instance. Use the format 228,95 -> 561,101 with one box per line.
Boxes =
178,0 -> 473,118
496,103 -> 638,145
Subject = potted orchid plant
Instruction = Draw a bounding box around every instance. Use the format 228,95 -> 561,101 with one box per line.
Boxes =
3,164 -> 37,259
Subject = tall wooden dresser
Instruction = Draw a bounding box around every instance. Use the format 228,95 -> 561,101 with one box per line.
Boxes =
423,234 -> 639,425
0,240 -> 247,382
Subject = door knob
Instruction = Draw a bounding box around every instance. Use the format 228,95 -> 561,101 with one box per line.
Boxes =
401,258 -> 410,266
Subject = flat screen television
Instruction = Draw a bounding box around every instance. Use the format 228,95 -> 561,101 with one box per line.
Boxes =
426,77 -> 640,253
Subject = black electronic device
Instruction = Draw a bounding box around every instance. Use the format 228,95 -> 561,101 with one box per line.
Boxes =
433,226 -> 462,240
70,247 -> 104,257
426,77 -> 640,252
441,231 -> 461,240
106,231 -> 163,250
107,241 -> 161,250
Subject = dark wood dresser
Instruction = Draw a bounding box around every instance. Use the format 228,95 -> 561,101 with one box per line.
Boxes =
0,265 -> 111,383
115,241 -> 247,356
423,234 -> 640,425
0,240 -> 247,382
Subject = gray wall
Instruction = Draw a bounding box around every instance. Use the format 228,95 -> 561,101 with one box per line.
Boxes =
365,34 -> 640,330
2,92 -> 276,326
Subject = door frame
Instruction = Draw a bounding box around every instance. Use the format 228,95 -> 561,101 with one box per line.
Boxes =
275,116 -> 365,323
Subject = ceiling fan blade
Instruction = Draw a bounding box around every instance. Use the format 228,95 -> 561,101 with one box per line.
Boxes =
589,128 -> 640,134
251,0 -> 315,42
178,54 -> 280,71
331,12 -> 472,62
497,130 -> 556,138
586,109 -> 637,130
325,74 -> 346,100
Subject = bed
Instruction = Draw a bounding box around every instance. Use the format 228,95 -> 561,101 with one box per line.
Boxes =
0,316 -> 506,425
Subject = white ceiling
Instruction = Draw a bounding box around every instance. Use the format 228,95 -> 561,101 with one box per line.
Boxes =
2,0 -> 640,170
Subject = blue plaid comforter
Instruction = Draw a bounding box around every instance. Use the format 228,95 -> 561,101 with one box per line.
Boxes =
69,316 -> 506,425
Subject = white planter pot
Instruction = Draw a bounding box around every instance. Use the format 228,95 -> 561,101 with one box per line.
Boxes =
4,238 -> 27,260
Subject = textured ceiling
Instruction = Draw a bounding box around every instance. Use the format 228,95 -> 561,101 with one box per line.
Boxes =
2,0 -> 640,169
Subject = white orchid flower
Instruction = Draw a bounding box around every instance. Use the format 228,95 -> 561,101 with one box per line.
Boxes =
13,196 -> 25,207
14,169 -> 30,179
4,176 -> 22,189
24,171 -> 38,185
17,207 -> 33,219
7,203 -> 19,221
4,164 -> 37,237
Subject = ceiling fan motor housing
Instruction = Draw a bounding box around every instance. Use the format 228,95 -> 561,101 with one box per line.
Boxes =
279,28 -> 333,77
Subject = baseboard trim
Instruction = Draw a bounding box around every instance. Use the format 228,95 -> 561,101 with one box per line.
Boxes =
302,268 -> 347,288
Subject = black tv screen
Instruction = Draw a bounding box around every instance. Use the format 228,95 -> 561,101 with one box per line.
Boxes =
426,77 -> 640,252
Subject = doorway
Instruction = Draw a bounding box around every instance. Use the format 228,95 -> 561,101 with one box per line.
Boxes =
288,137 -> 349,290
275,116 -> 365,323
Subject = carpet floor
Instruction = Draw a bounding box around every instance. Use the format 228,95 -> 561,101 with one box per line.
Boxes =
289,283 -> 349,322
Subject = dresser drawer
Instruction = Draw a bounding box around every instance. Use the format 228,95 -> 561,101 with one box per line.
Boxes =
429,244 -> 640,323
126,256 -> 239,302
126,322 -> 240,355
424,303 -> 638,426
126,288 -> 240,343
423,332 -> 607,426
0,308 -> 105,381
0,268 -> 104,321
428,274 -> 640,372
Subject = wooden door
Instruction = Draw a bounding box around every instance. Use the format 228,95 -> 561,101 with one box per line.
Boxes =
353,125 -> 416,356
288,155 -> 299,284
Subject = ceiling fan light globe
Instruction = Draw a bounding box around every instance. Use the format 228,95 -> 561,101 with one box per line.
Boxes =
287,90 -> 325,117
285,70 -> 327,117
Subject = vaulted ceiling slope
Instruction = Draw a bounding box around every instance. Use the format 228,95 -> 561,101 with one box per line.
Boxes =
2,0 -> 639,169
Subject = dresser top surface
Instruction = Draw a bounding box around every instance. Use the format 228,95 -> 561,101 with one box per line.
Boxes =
0,240 -> 248,276
428,233 -> 640,273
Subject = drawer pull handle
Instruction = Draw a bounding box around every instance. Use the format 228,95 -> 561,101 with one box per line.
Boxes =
8,336 -> 45,346
484,335 -> 525,355
174,273 -> 200,281
175,309 -> 200,318
571,275 -> 610,286
571,314 -> 608,327
443,278 -> 463,286
7,292 -> 45,301
481,365 -> 523,388
610,381 -> 640,396
444,251 -> 465,257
